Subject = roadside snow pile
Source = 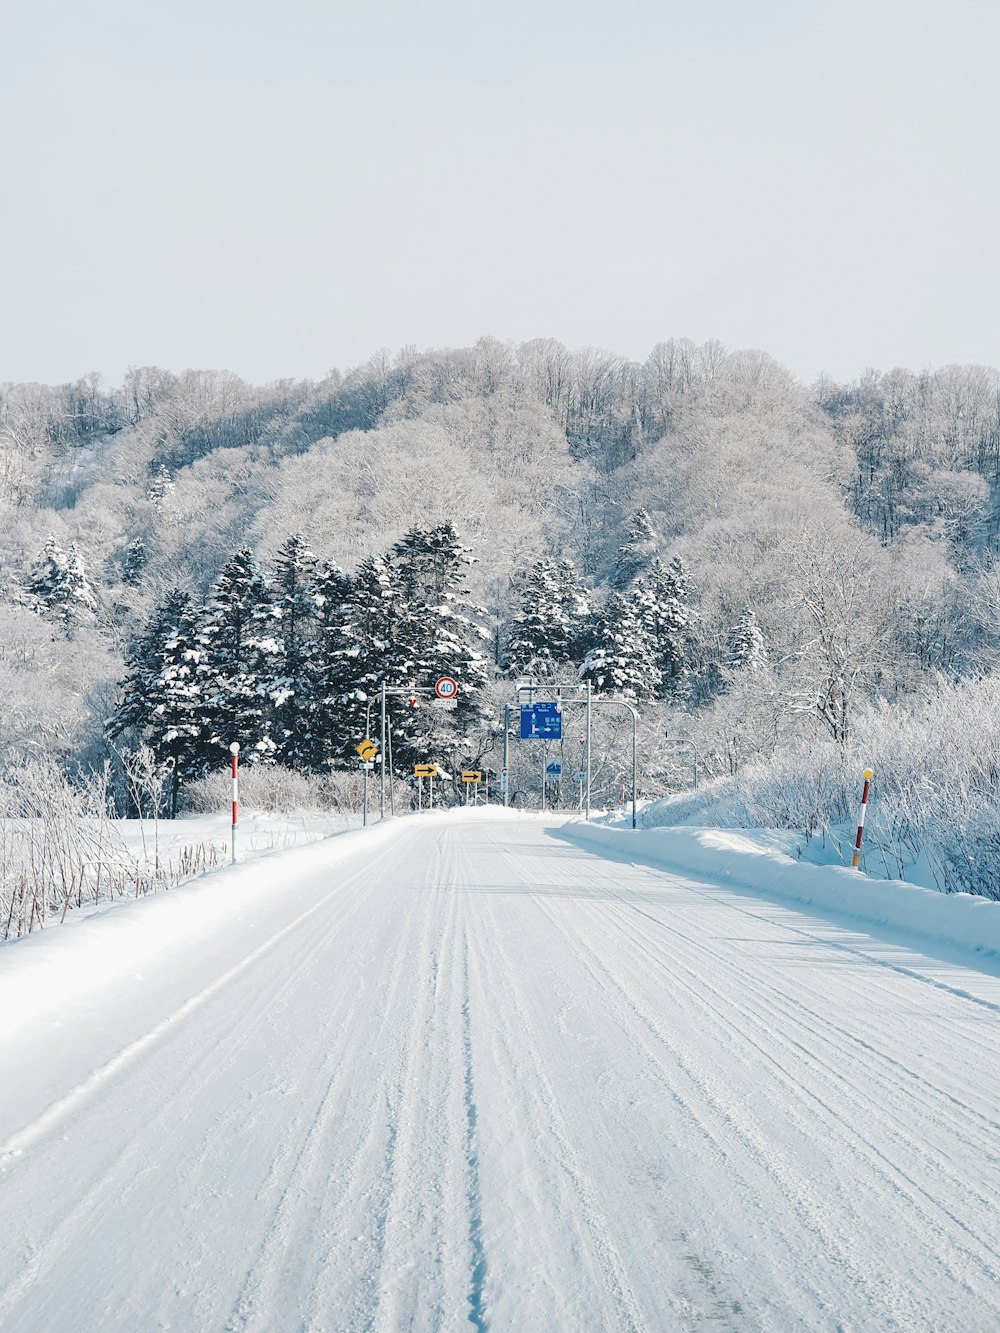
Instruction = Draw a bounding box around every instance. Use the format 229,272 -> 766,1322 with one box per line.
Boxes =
556,821 -> 1000,963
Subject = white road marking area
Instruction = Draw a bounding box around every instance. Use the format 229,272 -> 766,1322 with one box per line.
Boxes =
1,815 -> 999,1330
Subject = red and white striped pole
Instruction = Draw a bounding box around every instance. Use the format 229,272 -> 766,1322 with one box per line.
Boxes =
851,768 -> 873,869
229,742 -> 240,864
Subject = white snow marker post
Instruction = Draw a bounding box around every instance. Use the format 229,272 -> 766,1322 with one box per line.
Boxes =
229,742 -> 240,864
851,768 -> 874,869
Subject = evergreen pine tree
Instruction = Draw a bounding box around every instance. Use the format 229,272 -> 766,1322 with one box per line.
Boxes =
634,555 -> 691,695
507,558 -> 564,674
725,606 -> 768,674
308,561 -> 358,766
122,537 -> 148,587
25,536 -> 97,633
198,548 -> 273,758
612,509 -> 657,589
507,557 -> 592,673
107,589 -> 207,814
579,593 -> 661,701
555,559 -> 594,661
385,524 -> 492,772
147,464 -> 175,508
266,534 -> 320,766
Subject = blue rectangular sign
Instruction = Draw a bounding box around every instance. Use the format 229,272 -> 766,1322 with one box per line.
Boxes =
520,702 -> 562,740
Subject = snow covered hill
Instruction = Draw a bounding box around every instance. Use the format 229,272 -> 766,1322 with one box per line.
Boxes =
1,812 -> 999,1330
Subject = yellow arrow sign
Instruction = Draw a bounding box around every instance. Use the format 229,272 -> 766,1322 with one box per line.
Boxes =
461,771 -> 482,783
356,739 -> 378,762
414,764 -> 437,778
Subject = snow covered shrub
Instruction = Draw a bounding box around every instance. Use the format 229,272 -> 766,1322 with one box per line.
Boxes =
183,764 -> 362,815
680,674 -> 1000,897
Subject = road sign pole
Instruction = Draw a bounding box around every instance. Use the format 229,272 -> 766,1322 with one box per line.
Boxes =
417,776 -> 422,812
557,688 -> 563,807
430,774 -> 434,810
363,762 -> 368,827
387,717 -> 396,816
585,682 -> 592,821
380,683 -> 387,820
541,742 -> 547,813
631,706 -> 638,830
503,704 -> 510,808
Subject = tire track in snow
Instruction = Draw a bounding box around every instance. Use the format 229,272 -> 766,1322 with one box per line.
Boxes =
537,863 -> 1000,1321
460,926 -> 488,1332
607,891 -> 1000,1226
267,828 -> 456,1332
523,888 -> 820,1328
616,864 -> 1000,1132
468,831 -> 651,1333
593,893 -> 1000,1299
507,838 -> 939,1323
223,845 -> 436,1332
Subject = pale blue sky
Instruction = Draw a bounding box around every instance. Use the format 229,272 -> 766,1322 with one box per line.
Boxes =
2,0 -> 997,387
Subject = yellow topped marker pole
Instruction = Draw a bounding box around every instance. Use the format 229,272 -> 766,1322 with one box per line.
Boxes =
852,769 -> 874,868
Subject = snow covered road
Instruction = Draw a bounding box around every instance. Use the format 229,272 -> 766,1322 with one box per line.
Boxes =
2,813 -> 1000,1330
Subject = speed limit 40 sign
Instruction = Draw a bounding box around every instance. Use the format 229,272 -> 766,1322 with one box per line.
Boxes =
435,676 -> 458,700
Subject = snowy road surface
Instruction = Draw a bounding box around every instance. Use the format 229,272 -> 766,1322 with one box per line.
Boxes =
2,813 -> 1000,1331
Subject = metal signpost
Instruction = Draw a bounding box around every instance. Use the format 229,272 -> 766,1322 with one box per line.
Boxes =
586,697 -> 638,829
380,678 -> 460,819
506,683 -> 582,813
502,681 -> 637,827
543,758 -> 561,814
356,738 -> 378,826
461,770 -> 482,805
414,763 -> 437,811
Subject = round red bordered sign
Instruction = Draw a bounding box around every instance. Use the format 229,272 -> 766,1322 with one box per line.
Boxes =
435,676 -> 458,699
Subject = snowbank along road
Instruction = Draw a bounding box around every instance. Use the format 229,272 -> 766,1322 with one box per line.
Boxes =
1,811 -> 1000,1331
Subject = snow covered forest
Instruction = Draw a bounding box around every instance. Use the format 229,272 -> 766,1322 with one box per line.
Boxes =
3,336 -> 1000,897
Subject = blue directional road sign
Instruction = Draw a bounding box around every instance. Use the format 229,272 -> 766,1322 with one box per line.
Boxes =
520,701 -> 562,740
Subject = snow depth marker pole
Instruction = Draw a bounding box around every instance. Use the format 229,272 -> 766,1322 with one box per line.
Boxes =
229,742 -> 240,864
852,769 -> 874,869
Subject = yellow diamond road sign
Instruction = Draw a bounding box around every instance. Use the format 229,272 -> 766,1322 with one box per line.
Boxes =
461,771 -> 482,783
356,739 -> 378,762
